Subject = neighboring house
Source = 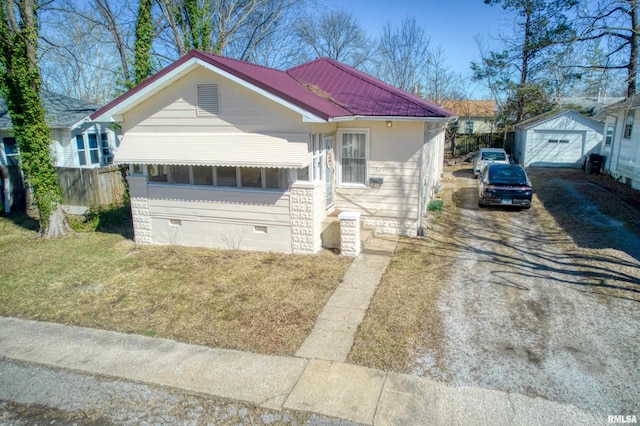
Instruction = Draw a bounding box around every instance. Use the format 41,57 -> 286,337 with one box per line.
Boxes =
514,110 -> 604,168
0,90 -> 119,168
558,95 -> 624,119
600,95 -> 640,190
0,90 -> 120,212
441,100 -> 495,134
91,50 -> 455,254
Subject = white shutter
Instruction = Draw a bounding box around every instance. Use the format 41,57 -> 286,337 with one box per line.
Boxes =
197,83 -> 220,116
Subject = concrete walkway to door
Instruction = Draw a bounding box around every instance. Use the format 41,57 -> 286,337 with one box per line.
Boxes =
295,253 -> 391,362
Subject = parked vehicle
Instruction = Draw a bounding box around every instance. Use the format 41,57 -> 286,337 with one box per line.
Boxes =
478,164 -> 532,209
473,148 -> 510,177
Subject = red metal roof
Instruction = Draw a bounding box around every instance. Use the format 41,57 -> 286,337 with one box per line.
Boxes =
287,58 -> 453,118
91,50 -> 452,122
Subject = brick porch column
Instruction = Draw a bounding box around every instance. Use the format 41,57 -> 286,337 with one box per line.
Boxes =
339,211 -> 361,257
290,181 -> 324,254
127,175 -> 153,245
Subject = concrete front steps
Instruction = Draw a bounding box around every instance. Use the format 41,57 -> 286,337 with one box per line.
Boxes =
360,229 -> 398,256
321,214 -> 399,256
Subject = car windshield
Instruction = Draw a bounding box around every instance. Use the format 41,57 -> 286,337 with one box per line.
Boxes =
482,152 -> 506,161
488,167 -> 527,183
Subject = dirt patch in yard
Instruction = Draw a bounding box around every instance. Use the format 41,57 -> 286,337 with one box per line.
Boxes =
351,166 -> 640,417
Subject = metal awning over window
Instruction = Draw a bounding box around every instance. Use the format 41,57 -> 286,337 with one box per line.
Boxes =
114,132 -> 311,168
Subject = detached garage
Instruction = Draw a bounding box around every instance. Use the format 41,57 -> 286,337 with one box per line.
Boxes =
514,110 -> 604,167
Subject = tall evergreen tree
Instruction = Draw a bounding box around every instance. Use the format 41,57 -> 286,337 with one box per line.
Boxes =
473,0 -> 577,122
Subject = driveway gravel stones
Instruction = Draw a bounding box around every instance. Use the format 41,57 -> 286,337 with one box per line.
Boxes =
412,167 -> 640,417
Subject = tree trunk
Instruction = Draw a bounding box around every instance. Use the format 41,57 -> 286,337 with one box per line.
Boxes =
95,0 -> 132,87
628,0 -> 639,97
517,6 -> 533,122
43,203 -> 73,238
0,0 -> 72,238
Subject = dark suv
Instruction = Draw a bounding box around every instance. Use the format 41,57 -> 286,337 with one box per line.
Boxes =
478,164 -> 532,209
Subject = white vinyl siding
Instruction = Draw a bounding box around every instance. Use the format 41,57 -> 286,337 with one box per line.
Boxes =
334,122 -> 426,236
122,67 -> 309,135
602,110 -> 640,190
147,184 -> 292,252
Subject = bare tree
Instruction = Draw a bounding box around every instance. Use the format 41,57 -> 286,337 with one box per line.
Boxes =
376,17 -> 430,93
423,46 -> 464,105
573,0 -> 639,97
42,0 -> 137,94
237,5 -> 305,68
39,11 -> 121,103
294,8 -> 372,67
95,0 -> 132,86
156,0 -> 304,60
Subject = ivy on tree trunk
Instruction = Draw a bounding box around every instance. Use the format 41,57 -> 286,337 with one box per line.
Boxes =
0,0 -> 71,237
133,0 -> 154,86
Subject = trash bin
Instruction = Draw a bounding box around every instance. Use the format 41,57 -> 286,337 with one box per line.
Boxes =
585,153 -> 605,175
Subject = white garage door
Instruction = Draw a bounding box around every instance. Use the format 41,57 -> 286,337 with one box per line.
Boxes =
529,131 -> 584,166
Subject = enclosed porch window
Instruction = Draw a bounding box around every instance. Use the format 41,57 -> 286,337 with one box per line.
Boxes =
142,164 -> 288,190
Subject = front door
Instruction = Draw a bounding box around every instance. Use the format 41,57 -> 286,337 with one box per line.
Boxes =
324,135 -> 334,208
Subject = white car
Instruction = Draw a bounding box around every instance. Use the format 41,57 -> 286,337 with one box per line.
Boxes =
473,148 -> 510,177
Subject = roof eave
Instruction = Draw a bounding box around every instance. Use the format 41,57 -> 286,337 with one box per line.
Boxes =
329,115 -> 456,123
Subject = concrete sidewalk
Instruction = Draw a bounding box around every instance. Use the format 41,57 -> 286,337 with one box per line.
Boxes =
0,316 -> 599,425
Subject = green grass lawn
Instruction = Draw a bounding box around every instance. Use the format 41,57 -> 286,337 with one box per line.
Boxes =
0,212 -> 352,356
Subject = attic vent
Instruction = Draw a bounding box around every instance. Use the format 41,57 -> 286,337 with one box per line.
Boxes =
197,83 -> 220,116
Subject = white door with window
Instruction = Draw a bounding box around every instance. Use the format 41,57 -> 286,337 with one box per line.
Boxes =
324,136 -> 334,208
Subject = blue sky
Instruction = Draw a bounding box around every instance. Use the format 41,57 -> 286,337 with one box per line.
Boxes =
326,0 -> 508,98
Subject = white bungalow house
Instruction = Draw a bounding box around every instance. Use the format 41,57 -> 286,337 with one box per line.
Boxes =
600,95 -> 640,190
91,50 -> 456,255
514,110 -> 604,168
0,91 -> 120,213
441,100 -> 495,135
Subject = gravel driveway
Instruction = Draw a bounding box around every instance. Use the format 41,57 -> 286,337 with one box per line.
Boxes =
413,167 -> 640,417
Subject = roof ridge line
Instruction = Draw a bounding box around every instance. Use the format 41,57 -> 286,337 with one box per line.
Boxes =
41,89 -> 101,109
197,50 -> 288,74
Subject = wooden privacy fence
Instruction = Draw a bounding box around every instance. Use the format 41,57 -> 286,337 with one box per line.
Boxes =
450,132 -> 515,157
57,166 -> 127,207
